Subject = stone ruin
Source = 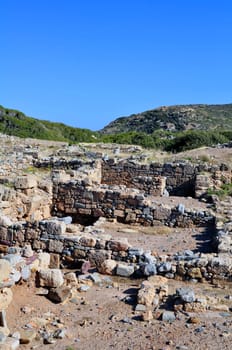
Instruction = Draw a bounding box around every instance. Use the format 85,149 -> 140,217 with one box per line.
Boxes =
0,139 -> 232,347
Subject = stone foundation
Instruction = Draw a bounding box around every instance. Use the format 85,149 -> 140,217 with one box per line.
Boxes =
52,181 -> 214,227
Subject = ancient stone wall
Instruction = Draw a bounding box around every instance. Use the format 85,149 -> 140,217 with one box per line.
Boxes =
102,160 -> 199,196
102,160 -> 232,197
101,160 -> 167,195
34,156 -> 232,197
52,181 -> 213,227
0,217 -> 230,282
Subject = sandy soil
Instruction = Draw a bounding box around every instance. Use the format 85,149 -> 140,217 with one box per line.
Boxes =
7,274 -> 232,350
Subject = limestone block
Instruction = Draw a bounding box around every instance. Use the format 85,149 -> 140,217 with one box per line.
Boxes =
38,180 -> 53,194
49,254 -> 60,269
184,301 -> 206,312
38,269 -> 64,288
187,267 -> 202,279
48,240 -> 64,253
0,216 -> 13,227
88,250 -> 111,267
79,236 -> 96,248
176,287 -> 195,303
0,288 -> 13,310
147,275 -> 168,287
0,260 -> 11,283
137,281 -> 156,306
21,245 -> 33,258
44,220 -> 66,236
97,259 -> 117,275
37,253 -> 50,269
64,272 -> 78,287
116,263 -> 134,277
107,239 -> 129,252
0,337 -> 19,350
210,254 -> 232,275
14,175 -> 37,189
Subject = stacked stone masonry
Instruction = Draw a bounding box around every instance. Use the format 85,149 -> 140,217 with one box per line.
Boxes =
0,218 -> 231,281
52,180 -> 214,227
34,157 -> 231,197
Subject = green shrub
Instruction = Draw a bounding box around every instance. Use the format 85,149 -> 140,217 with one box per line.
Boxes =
207,183 -> 232,199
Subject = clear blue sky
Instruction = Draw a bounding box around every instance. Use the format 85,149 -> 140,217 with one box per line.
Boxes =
1,0 -> 232,130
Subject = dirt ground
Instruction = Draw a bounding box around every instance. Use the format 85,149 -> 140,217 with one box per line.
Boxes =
7,221 -> 232,350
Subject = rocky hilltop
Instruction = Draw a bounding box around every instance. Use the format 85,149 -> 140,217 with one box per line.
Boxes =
100,104 -> 232,134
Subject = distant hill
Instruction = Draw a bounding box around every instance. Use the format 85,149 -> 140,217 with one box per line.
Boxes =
2,103 -> 232,153
100,104 -> 232,134
0,105 -> 96,143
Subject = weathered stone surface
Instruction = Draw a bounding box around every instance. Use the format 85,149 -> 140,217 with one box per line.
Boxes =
162,311 -> 176,322
176,288 -> 195,303
48,240 -> 63,253
14,175 -> 37,189
81,261 -> 91,274
79,236 -> 96,248
47,286 -> 71,303
0,288 -> 13,310
143,263 -> 157,276
21,265 -> 31,281
21,245 -> 33,258
137,281 -> 156,306
38,252 -> 50,269
38,269 -> 64,288
0,260 -> 11,283
210,255 -> 232,275
184,301 -> 206,312
97,259 -> 117,275
187,267 -> 202,279
0,336 -> 19,350
88,250 -> 111,267
43,220 -> 66,236
141,310 -> 153,321
64,272 -> 78,286
107,239 -> 129,252
116,263 -> 134,277
49,254 -> 60,269
0,216 -> 13,227
158,262 -> 172,273
147,275 -> 168,287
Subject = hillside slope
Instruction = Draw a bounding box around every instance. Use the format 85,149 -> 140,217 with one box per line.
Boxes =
0,105 -> 95,143
100,104 -> 232,134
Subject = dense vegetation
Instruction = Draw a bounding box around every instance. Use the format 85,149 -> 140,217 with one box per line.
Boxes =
1,104 -> 232,153
100,129 -> 231,152
0,105 -> 96,143
100,104 -> 232,134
